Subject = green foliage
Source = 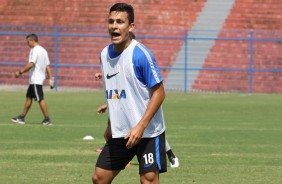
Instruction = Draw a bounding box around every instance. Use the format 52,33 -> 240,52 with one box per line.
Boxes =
0,91 -> 281,184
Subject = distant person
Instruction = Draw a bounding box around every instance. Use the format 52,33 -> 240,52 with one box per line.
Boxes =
11,33 -> 53,125
92,3 -> 167,184
95,73 -> 179,168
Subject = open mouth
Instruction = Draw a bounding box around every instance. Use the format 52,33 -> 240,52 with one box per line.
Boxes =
111,32 -> 121,39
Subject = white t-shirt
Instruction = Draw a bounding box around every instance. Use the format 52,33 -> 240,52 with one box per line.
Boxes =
28,45 -> 50,85
100,39 -> 166,138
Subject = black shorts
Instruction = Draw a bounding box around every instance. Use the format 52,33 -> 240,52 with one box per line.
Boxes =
26,84 -> 44,101
96,132 -> 167,174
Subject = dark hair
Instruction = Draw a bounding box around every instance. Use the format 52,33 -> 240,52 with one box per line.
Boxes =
129,32 -> 135,39
26,33 -> 38,42
109,3 -> 134,24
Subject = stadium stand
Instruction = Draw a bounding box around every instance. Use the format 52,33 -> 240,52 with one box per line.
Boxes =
192,0 -> 282,93
0,0 -> 206,89
0,0 -> 281,93
165,0 -> 235,91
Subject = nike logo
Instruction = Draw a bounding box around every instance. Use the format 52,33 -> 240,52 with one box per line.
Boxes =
106,72 -> 119,79
143,163 -> 153,168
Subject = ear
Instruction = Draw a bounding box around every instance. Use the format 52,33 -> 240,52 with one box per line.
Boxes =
129,22 -> 134,32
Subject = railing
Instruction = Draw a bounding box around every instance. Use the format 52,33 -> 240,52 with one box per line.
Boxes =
0,24 -> 282,93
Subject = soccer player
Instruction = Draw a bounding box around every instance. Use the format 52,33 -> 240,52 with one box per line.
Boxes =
92,3 -> 167,184
94,31 -> 179,169
11,33 -> 53,125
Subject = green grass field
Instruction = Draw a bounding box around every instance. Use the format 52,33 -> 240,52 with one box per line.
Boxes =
0,90 -> 281,184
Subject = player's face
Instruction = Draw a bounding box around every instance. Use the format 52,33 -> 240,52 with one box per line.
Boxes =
108,11 -> 134,51
26,38 -> 35,48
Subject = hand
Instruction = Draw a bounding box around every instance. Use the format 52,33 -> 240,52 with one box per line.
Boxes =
97,104 -> 107,114
95,73 -> 102,81
15,71 -> 22,78
124,124 -> 145,149
49,77 -> 55,89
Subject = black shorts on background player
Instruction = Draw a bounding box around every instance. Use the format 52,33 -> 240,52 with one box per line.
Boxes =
26,84 -> 44,101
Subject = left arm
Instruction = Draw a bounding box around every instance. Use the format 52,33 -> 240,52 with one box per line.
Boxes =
46,65 -> 52,78
46,65 -> 55,89
125,82 -> 165,149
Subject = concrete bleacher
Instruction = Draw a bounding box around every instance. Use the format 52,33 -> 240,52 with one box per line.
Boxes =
165,0 -> 235,91
191,0 -> 282,93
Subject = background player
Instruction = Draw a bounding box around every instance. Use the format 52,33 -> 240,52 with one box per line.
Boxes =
11,33 -> 53,125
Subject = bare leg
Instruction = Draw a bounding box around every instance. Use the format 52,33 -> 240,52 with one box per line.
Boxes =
140,170 -> 159,184
39,99 -> 49,118
21,97 -> 32,116
92,167 -> 120,184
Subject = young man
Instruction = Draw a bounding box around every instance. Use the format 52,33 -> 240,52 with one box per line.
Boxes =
94,31 -> 179,168
92,3 -> 167,184
11,33 -> 53,125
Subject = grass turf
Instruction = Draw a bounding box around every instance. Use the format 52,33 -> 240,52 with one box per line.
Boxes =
0,91 -> 281,184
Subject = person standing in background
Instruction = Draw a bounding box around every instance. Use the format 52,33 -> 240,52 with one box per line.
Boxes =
11,33 -> 53,125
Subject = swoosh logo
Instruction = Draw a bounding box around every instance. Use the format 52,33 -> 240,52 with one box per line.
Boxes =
106,72 -> 119,79
143,163 -> 153,168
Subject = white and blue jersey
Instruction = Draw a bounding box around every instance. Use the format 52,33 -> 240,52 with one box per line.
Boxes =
100,39 -> 166,138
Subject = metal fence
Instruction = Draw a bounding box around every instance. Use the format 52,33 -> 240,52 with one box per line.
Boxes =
0,24 -> 282,93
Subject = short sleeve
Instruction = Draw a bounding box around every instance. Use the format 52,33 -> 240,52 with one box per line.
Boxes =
132,43 -> 163,88
29,48 -> 37,64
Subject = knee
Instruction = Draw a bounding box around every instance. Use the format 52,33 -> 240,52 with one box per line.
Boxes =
140,171 -> 159,184
92,173 -> 99,184
92,172 -> 105,184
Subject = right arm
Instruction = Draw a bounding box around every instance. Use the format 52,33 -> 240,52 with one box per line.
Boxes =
94,72 -> 110,140
95,72 -> 102,81
97,103 -> 107,114
97,103 -> 110,141
15,62 -> 34,78
104,118 -> 112,141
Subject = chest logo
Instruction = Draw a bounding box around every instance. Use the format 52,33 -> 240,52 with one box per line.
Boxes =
106,72 -> 119,79
106,89 -> 126,99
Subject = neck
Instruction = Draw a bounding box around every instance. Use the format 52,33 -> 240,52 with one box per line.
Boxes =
31,43 -> 39,48
113,39 -> 132,53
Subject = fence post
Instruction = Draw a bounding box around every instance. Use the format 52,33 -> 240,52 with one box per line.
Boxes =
54,25 -> 59,91
249,31 -> 253,94
184,30 -> 189,94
